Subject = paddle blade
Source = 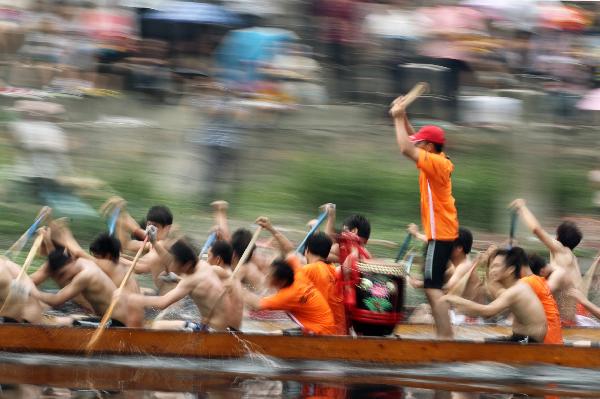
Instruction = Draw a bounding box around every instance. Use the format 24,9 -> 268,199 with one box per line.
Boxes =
404,254 -> 415,275
108,207 -> 121,236
296,210 -> 328,254
199,232 -> 218,258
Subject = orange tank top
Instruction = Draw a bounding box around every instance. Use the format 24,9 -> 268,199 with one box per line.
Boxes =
521,274 -> 563,344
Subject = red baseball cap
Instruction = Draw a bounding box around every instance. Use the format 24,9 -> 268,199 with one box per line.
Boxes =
409,125 -> 445,145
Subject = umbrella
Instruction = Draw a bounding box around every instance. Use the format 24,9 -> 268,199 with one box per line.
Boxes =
143,1 -> 241,25
538,4 -> 591,31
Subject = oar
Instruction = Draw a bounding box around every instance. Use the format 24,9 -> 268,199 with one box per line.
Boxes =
199,232 -> 217,258
395,233 -> 412,263
204,226 -> 262,327
296,210 -> 327,254
5,207 -> 51,259
581,250 -> 600,298
86,235 -> 149,354
508,211 -> 518,249
107,206 -> 121,236
0,231 -> 45,315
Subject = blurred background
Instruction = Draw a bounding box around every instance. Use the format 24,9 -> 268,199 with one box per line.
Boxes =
0,0 -> 598,267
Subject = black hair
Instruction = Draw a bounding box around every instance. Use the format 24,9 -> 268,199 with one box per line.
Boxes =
495,247 -> 528,279
433,142 -> 444,153
48,245 -> 72,273
343,214 -> 371,241
89,232 -> 121,263
211,240 -> 233,265
271,258 -> 295,288
146,205 -> 173,227
169,239 -> 198,270
529,253 -> 548,276
453,227 -> 473,255
231,228 -> 255,259
306,232 -> 332,259
556,221 -> 582,250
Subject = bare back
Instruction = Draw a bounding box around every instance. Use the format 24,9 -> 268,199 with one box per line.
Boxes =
551,248 -> 582,289
96,259 -> 140,294
547,267 -> 576,323
72,259 -> 128,324
186,266 -> 241,330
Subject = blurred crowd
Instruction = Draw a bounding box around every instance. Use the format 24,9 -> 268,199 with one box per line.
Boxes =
0,0 -> 600,205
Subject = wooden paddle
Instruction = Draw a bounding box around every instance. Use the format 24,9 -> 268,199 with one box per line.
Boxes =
0,231 -> 45,315
390,82 -> 429,117
4,207 -> 51,259
203,226 -> 262,327
86,235 -> 149,354
581,250 -> 600,298
296,210 -> 328,254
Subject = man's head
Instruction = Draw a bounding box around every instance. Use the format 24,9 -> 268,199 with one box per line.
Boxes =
47,245 -> 75,281
268,258 -> 295,289
231,228 -> 255,263
490,247 -> 528,283
556,221 -> 582,250
146,205 -> 173,240
409,125 -> 445,154
529,253 -> 550,278
169,238 -> 198,274
305,232 -> 332,260
343,214 -> 371,243
89,233 -> 121,263
452,227 -> 473,257
208,240 -> 233,267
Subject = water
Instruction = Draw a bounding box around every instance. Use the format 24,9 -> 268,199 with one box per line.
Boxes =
0,352 -> 599,398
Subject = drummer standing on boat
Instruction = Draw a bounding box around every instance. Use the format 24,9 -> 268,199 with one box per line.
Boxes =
390,97 -> 459,339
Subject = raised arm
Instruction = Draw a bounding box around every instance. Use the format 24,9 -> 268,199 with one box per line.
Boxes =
211,201 -> 231,241
511,199 -> 563,254
390,99 -> 419,162
256,216 -> 294,255
321,203 -> 336,238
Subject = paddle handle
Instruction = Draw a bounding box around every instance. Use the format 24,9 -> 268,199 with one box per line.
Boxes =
508,211 -> 518,249
395,233 -> 412,263
86,235 -> 148,353
204,226 -> 262,326
296,211 -> 328,254
15,232 -> 45,282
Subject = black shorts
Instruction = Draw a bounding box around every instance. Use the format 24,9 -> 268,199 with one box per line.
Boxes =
423,240 -> 454,289
73,317 -> 126,328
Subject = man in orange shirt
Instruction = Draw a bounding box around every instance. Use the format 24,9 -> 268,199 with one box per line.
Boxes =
390,95 -> 459,339
512,248 -> 563,344
298,232 -> 347,335
241,255 -> 336,335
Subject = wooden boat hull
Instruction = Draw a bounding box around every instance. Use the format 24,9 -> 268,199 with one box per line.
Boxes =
0,324 -> 600,367
394,323 -> 600,342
